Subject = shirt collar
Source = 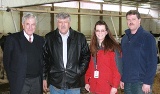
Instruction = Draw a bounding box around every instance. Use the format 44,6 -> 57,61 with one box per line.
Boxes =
59,30 -> 70,37
23,31 -> 34,41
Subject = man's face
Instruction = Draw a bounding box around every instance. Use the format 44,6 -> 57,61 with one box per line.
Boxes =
22,17 -> 36,36
126,14 -> 141,32
57,18 -> 70,34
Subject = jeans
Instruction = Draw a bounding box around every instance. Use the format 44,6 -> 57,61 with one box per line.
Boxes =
124,82 -> 152,94
49,85 -> 80,94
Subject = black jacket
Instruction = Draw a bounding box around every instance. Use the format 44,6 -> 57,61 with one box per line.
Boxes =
3,31 -> 44,94
43,28 -> 90,89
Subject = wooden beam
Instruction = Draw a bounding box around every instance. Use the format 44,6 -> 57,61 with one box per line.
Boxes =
10,8 -> 160,20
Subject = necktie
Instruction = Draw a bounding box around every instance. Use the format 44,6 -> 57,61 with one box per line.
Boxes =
29,37 -> 32,43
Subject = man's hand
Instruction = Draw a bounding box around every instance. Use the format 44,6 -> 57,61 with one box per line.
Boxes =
142,84 -> 151,94
43,80 -> 49,93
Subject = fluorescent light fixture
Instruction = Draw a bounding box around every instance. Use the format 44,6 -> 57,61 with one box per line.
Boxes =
90,0 -> 104,2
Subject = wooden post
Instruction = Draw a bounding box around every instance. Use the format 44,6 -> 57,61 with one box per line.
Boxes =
99,3 -> 103,20
20,11 -> 23,31
50,4 -> 54,31
78,1 -> 81,32
119,2 -> 122,36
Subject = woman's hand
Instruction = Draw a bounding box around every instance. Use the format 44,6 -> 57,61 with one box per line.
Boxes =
85,84 -> 90,92
110,87 -> 117,94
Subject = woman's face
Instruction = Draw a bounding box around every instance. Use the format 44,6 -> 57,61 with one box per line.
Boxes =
95,25 -> 108,43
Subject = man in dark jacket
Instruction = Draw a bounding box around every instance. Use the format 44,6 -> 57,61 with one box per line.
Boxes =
120,10 -> 157,94
3,13 -> 44,94
43,12 -> 90,94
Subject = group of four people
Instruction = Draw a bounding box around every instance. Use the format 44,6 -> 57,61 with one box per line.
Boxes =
3,9 -> 157,94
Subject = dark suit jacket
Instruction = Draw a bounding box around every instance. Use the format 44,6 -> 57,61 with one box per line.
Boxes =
3,31 -> 44,94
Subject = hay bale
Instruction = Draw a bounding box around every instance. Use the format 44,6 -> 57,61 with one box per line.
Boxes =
153,73 -> 160,94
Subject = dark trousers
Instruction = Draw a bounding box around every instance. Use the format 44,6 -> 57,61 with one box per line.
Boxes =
21,76 -> 41,94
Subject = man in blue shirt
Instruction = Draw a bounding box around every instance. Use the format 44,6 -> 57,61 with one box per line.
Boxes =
120,10 -> 157,94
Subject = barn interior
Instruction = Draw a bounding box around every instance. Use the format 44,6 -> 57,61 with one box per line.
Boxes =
0,0 -> 160,94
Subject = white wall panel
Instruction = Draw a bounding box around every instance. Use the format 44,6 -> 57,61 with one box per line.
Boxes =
0,12 -> 4,33
0,0 -> 2,7
0,6 -> 159,38
2,11 -> 20,34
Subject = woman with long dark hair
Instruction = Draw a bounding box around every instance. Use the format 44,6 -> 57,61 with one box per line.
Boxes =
85,20 -> 121,94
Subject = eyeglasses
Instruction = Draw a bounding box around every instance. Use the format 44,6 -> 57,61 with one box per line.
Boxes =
95,30 -> 106,32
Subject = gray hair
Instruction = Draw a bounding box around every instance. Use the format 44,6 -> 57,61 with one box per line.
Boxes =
56,12 -> 71,22
22,12 -> 37,24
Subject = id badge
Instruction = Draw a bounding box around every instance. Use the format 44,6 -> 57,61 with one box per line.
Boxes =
94,70 -> 99,78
